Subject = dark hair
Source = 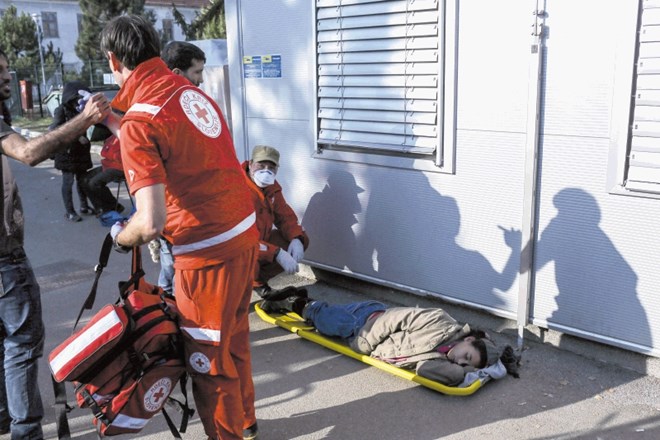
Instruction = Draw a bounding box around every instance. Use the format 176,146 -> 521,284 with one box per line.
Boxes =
100,14 -> 160,70
469,338 -> 489,369
467,329 -> 521,377
161,41 -> 206,71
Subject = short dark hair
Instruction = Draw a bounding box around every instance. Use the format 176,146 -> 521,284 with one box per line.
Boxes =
100,14 -> 160,70
161,41 -> 206,71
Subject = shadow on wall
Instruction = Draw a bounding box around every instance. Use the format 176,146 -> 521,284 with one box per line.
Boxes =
357,170 -> 519,310
527,187 -> 651,369
302,171 -> 364,271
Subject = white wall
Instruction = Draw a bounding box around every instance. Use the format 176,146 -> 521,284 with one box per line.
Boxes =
227,0 -> 660,358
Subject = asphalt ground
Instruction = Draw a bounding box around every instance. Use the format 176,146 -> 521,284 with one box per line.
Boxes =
1,151 -> 659,439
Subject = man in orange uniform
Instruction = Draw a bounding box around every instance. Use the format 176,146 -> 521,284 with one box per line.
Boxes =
99,15 -> 259,440
242,145 -> 309,299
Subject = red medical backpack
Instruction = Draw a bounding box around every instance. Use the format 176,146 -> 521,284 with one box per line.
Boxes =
48,234 -> 192,438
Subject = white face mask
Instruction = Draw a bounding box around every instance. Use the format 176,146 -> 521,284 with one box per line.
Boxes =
253,169 -> 276,187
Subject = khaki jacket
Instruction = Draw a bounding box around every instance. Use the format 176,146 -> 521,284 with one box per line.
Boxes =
350,306 -> 477,386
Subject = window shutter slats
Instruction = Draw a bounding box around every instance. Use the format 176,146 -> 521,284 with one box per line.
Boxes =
317,37 -> 438,53
627,1 -> 660,191
316,0 -> 442,157
318,108 -> 438,124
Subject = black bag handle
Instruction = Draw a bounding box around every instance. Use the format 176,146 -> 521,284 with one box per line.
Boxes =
73,233 -> 114,329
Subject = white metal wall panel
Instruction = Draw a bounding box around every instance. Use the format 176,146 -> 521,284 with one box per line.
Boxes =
454,1 -> 529,133
239,0 -> 313,122
533,0 -> 660,355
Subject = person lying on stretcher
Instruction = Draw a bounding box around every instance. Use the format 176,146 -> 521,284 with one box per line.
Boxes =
262,290 -> 520,386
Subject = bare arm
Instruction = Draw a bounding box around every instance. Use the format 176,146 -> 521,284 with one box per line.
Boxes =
103,111 -> 122,139
0,93 -> 110,166
115,184 -> 167,248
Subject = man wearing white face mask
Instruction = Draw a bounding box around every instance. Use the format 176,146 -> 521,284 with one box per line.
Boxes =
243,145 -> 310,299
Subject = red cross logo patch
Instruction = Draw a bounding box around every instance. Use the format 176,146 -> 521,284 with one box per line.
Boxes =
143,378 -> 173,412
189,352 -> 211,373
179,89 -> 222,138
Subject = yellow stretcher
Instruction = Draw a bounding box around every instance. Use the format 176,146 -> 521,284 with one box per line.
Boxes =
254,301 -> 484,396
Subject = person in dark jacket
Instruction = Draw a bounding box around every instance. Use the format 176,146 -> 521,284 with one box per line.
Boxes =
81,134 -> 125,217
49,81 -> 94,222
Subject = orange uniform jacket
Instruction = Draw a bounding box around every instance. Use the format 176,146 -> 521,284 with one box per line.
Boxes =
242,161 -> 308,263
112,58 -> 258,269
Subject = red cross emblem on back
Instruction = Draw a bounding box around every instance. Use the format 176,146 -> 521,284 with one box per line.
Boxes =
179,89 -> 222,138
193,103 -> 210,124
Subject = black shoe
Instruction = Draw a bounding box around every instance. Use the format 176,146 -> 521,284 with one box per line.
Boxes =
243,422 -> 258,440
65,212 -> 82,222
80,206 -> 95,215
262,286 -> 308,301
262,295 -> 310,315
254,284 -> 272,298
116,203 -> 126,214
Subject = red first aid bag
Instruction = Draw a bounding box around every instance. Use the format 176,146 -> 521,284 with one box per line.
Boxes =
48,235 -> 192,438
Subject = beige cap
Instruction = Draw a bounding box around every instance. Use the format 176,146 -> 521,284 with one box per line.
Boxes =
251,145 -> 280,166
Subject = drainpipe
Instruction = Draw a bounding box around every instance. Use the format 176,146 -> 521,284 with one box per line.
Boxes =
225,0 -> 250,161
517,0 -> 546,349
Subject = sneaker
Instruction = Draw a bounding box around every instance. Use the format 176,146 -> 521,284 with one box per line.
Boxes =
243,422 -> 258,440
65,212 -> 82,222
253,284 -> 272,298
262,295 -> 310,315
80,206 -> 95,215
262,286 -> 308,301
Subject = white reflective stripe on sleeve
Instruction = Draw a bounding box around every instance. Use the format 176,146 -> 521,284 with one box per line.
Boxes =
110,414 -> 150,430
182,327 -> 222,343
172,212 -> 256,256
50,310 -> 122,376
126,103 -> 162,116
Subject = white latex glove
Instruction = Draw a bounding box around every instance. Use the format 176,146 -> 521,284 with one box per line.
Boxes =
76,89 -> 92,112
287,238 -> 305,263
110,221 -> 130,253
110,221 -> 124,241
275,248 -> 299,274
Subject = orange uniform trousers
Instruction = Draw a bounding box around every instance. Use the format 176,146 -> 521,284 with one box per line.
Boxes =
175,245 -> 258,439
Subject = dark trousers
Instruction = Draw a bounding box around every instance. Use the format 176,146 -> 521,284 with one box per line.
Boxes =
61,171 -> 89,215
82,167 -> 125,214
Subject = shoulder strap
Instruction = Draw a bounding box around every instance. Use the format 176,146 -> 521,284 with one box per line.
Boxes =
52,378 -> 72,439
73,233 -> 114,329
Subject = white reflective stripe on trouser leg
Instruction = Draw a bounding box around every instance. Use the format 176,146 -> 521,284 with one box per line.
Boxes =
171,212 -> 256,256
182,327 -> 222,343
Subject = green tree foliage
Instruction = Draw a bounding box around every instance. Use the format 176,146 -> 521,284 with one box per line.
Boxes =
0,6 -> 39,69
43,42 -> 63,67
76,0 -> 149,63
76,0 -> 150,84
172,0 -> 226,40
